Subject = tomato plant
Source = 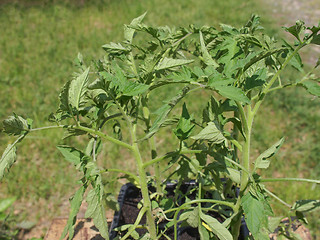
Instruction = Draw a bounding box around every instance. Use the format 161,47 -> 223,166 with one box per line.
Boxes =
1,14 -> 320,240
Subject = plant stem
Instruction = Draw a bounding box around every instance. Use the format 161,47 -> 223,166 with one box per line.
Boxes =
235,102 -> 253,193
30,124 -> 134,150
252,42 -> 305,116
75,125 -> 133,150
130,123 -> 157,239
120,207 -> 147,240
30,125 -> 65,131
101,168 -> 140,185
258,178 -> 320,184
264,188 -> 292,208
149,136 -> 162,194
143,149 -> 203,168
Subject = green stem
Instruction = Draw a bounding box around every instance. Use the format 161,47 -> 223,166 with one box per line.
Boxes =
143,149 -> 203,168
149,136 -> 162,194
235,102 -> 254,193
29,125 -> 65,131
75,125 -> 133,150
252,42 -> 305,115
130,123 -> 157,239
101,169 -> 140,185
120,207 -> 147,240
30,125 -> 134,150
258,178 -> 320,184
264,188 -> 291,208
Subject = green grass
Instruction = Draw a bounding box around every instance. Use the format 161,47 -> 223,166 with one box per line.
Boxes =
253,87 -> 320,237
0,0 -> 319,238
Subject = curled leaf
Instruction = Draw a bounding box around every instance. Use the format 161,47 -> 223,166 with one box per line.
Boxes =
3,114 -> 29,136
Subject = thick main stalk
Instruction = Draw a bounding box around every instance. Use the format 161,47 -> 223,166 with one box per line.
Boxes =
130,124 -> 157,239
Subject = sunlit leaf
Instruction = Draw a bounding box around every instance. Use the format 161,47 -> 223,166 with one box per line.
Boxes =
241,192 -> 269,240
0,197 -> 16,212
60,185 -> 86,240
226,168 -> 241,184
255,138 -> 284,169
211,84 -> 251,104
301,81 -> 320,97
192,122 -> 227,145
284,20 -> 305,42
57,145 -> 84,166
102,42 -> 129,54
85,188 -> 109,239
122,82 -> 149,96
143,87 -> 190,140
186,208 -> 199,228
200,211 -> 233,240
155,57 -> 194,71
199,223 -> 210,240
0,144 -> 17,180
68,67 -> 90,110
292,200 -> 320,213
124,12 -> 147,43
199,31 -> 219,68
173,103 -> 195,140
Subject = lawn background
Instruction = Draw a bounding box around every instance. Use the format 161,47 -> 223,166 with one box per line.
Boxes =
0,0 -> 319,238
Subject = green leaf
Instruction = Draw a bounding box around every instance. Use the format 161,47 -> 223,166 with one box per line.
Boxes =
155,57 -> 194,71
295,211 -> 308,225
0,144 -> 17,180
85,188 -> 109,239
211,84 -> 250,104
244,68 -> 267,91
59,80 -> 72,112
0,197 -> 16,212
102,42 -> 129,54
60,185 -> 87,240
192,122 -> 227,145
122,82 -> 149,96
68,67 -> 90,111
3,114 -> 29,136
268,216 -> 282,233
282,40 -> 303,72
57,146 -> 83,166
301,81 -> 320,97
292,200 -> 320,213
241,191 -> 269,240
167,66 -> 193,83
200,211 -> 233,240
124,12 -> 147,43
110,64 -> 149,96
243,48 -> 286,72
199,223 -> 210,240
186,208 -> 199,228
284,20 -> 305,42
226,168 -> 241,184
173,103 -> 195,140
199,31 -> 219,68
219,37 -> 241,76
143,87 -> 190,140
311,34 -> 320,45
255,138 -> 284,169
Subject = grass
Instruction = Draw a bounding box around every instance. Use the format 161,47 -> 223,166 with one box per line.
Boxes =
0,0 -> 319,238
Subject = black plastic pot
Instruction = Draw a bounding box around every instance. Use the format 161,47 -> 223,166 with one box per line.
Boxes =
109,182 -> 249,239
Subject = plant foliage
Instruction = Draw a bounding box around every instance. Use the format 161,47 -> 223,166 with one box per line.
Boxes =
1,14 -> 320,240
